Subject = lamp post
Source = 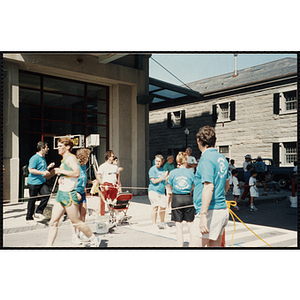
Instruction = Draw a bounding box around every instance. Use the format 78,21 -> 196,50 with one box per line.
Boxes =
184,128 -> 189,149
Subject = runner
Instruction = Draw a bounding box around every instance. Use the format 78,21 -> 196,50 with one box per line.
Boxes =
46,137 -> 99,247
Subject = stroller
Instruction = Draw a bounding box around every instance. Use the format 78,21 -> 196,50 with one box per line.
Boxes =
108,192 -> 133,227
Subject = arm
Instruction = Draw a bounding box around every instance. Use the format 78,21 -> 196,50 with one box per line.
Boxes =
28,168 -> 50,177
54,155 -> 80,178
150,171 -> 168,184
96,173 -> 103,185
225,178 -> 230,195
199,182 -> 214,234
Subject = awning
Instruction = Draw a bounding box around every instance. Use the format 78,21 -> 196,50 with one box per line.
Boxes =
149,77 -> 201,110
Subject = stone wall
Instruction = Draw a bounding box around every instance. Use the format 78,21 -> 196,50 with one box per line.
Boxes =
149,82 -> 297,168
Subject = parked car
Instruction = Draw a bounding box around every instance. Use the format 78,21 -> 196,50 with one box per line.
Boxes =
236,158 -> 294,189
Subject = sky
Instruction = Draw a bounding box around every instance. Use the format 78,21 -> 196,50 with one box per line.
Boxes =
149,53 -> 297,86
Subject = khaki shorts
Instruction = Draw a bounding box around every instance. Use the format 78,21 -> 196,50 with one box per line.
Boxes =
148,190 -> 167,208
191,208 -> 229,241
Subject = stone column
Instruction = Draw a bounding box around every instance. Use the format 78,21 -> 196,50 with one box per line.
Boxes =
3,61 -> 19,203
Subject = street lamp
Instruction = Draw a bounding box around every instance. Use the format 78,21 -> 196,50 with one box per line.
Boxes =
184,128 -> 189,149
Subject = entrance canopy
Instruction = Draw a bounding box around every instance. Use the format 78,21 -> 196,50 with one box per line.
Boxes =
149,77 -> 201,110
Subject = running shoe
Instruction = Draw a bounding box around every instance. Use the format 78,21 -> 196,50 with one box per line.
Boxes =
250,204 -> 258,212
34,213 -> 46,221
89,236 -> 100,247
233,205 -> 239,211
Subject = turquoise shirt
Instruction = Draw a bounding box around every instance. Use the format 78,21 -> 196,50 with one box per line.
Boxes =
148,165 -> 167,195
27,154 -> 47,185
168,167 -> 194,194
75,163 -> 87,194
193,148 -> 229,213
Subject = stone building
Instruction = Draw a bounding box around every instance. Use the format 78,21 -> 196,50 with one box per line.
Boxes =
149,57 -> 297,168
3,53 -> 152,203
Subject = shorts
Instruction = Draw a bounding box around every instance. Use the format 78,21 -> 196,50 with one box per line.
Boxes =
101,182 -> 118,201
77,192 -> 86,204
56,190 -> 79,207
171,194 -> 195,222
191,208 -> 229,241
148,190 -> 167,208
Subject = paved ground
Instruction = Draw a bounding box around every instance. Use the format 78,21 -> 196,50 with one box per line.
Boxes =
2,187 -> 298,248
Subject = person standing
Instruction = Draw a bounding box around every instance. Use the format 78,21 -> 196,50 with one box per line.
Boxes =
240,164 -> 253,204
71,148 -> 91,244
168,151 -> 195,247
253,156 -> 267,195
148,154 -> 169,230
249,170 -> 259,211
26,141 -> 55,224
113,156 -> 123,193
185,147 -> 198,173
243,154 -> 252,172
190,126 -> 230,247
46,137 -> 99,247
231,169 -> 240,210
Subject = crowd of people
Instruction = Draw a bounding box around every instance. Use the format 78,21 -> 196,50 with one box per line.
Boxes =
23,125 -> 296,248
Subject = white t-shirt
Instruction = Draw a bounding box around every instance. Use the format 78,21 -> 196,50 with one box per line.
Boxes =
232,176 -> 240,195
97,162 -> 119,184
187,155 -> 197,173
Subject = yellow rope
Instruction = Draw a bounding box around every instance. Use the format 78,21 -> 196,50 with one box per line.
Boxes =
226,200 -> 272,248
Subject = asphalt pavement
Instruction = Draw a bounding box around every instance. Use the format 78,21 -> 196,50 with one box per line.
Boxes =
2,186 -> 298,248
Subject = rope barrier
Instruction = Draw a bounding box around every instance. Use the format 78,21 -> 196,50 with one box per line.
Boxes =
5,181 -> 273,247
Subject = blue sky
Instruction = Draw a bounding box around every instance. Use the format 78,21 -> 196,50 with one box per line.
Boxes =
149,53 -> 297,85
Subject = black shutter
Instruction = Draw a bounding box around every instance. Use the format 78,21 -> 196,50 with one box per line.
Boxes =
273,93 -> 280,114
230,101 -> 236,121
273,143 -> 280,167
180,110 -> 186,127
212,104 -> 218,123
167,112 -> 172,128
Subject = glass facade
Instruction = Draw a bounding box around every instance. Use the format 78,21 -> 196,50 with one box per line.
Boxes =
19,70 -> 109,180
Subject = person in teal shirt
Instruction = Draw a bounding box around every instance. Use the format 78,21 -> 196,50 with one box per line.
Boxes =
163,155 -> 175,213
190,126 -> 230,247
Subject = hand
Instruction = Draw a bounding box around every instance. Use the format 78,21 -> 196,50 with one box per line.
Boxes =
48,162 -> 55,169
43,170 -> 50,177
199,214 -> 209,235
76,192 -> 82,201
54,168 -> 62,175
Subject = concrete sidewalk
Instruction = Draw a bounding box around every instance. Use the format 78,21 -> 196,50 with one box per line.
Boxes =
3,187 -> 290,234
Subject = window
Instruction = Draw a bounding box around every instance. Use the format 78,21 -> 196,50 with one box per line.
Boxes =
284,91 -> 297,111
219,145 -> 229,157
212,101 -> 235,123
167,110 -> 186,128
284,142 -> 297,165
273,90 -> 297,114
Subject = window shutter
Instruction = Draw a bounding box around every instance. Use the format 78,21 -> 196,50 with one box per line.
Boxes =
273,93 -> 280,114
167,112 -> 172,128
230,101 -> 236,121
180,110 -> 186,127
272,143 -> 280,167
212,104 -> 218,123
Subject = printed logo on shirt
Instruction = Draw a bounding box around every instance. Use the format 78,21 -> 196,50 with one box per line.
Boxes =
217,157 -> 227,179
174,176 -> 190,191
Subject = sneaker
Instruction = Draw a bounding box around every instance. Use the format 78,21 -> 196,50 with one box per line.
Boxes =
72,235 -> 83,245
158,223 -> 165,230
34,213 -> 46,221
26,219 -> 38,225
250,204 -> 258,212
233,205 -> 239,211
78,231 -> 90,241
89,236 -> 100,247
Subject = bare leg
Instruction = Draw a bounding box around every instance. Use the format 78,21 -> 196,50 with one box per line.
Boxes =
175,222 -> 184,247
46,201 -> 65,246
66,202 -> 93,238
207,235 -> 222,247
151,206 -> 158,224
159,206 -> 166,223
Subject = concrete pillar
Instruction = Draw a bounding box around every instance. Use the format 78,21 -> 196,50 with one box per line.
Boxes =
3,62 -> 20,203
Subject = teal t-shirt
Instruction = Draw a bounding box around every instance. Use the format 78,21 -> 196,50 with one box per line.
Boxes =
27,153 -> 47,185
148,165 -> 166,195
163,161 -> 175,173
193,148 -> 229,213
168,167 -> 194,194
75,163 -> 87,194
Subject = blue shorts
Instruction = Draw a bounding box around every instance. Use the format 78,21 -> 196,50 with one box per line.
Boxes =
78,192 -> 87,204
